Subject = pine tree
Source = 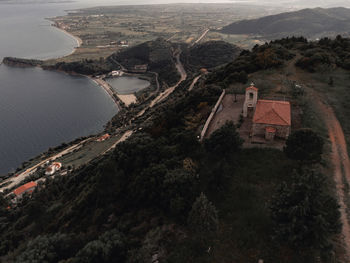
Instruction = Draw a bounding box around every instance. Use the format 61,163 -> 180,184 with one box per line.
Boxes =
187,193 -> 219,244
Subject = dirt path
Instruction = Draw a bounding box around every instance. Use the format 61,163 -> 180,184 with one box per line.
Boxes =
318,101 -> 350,259
102,130 -> 133,155
257,56 -> 350,257
282,56 -> 350,258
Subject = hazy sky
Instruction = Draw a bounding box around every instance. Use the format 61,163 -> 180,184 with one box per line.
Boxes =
76,0 -> 350,8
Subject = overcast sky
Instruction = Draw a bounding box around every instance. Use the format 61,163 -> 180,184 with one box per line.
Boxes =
76,0 -> 350,8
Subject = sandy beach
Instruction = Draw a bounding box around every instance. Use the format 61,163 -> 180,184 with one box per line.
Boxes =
117,94 -> 137,106
50,22 -> 138,107
91,77 -> 137,107
52,23 -> 83,57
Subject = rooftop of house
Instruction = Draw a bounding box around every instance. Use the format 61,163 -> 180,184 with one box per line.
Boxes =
13,181 -> 37,196
253,99 -> 291,126
52,162 -> 62,169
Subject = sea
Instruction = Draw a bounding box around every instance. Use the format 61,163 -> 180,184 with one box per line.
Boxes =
0,1 -> 120,175
0,0 -> 242,176
0,0 -> 332,175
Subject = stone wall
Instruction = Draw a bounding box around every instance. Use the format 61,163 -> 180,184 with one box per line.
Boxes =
252,123 -> 290,139
200,89 -> 226,141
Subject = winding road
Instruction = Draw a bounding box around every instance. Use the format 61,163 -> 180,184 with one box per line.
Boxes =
137,49 -> 187,117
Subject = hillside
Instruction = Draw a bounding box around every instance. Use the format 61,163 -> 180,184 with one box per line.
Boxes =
181,41 -> 242,73
1,37 -> 350,262
109,38 -> 180,86
220,7 -> 350,39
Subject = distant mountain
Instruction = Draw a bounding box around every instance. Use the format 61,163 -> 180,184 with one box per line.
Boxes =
220,7 -> 350,39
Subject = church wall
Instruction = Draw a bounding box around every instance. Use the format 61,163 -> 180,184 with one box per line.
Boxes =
252,123 -> 290,139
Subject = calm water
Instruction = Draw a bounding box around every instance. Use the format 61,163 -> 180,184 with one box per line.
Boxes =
0,0 -> 263,175
0,2 -> 118,175
106,76 -> 150,95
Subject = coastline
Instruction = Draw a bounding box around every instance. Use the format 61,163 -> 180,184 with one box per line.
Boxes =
48,22 -> 138,107
91,77 -> 137,107
48,21 -> 138,107
0,19 -> 132,178
50,22 -> 83,57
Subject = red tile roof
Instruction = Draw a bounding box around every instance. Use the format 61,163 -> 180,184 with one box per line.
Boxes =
13,181 -> 37,196
97,133 -> 110,141
253,100 -> 291,126
246,85 -> 258,92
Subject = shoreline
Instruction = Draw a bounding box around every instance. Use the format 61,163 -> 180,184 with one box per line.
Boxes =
50,21 -> 83,58
48,22 -> 138,106
91,77 -> 137,107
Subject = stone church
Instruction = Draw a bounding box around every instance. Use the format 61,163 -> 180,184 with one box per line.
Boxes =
243,83 -> 291,140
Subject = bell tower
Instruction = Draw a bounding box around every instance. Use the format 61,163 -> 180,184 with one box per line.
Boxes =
243,83 -> 258,117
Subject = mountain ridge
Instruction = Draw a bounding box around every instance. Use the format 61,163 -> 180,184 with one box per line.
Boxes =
220,7 -> 350,39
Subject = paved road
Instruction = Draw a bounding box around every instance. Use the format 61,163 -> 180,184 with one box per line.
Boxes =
191,29 -> 209,47
137,49 -> 187,117
188,75 -> 202,91
0,138 -> 90,193
102,130 -> 133,155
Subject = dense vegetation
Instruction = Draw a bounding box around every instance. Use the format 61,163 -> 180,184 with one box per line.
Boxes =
0,37 -> 344,262
206,40 -> 295,85
109,38 -> 180,86
2,57 -> 43,67
44,58 -> 115,76
295,35 -> 350,72
181,41 -> 241,73
220,7 -> 350,39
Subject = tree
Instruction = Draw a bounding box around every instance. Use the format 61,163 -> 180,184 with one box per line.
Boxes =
74,229 -> 126,263
228,84 -> 244,102
328,76 -> 334,86
270,170 -> 341,250
161,168 -> 198,216
284,129 -> 324,163
204,121 -> 242,158
187,193 -> 219,244
0,194 -> 7,210
15,233 -> 77,263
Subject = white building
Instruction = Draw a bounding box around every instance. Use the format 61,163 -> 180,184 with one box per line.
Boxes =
45,162 -> 62,176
